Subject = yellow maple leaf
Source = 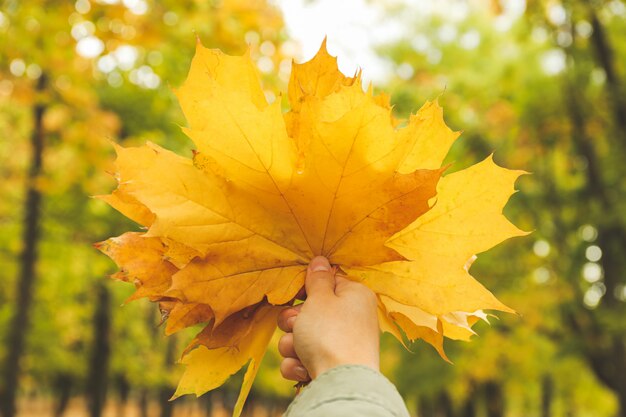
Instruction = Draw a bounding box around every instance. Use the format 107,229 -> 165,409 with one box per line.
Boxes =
96,39 -> 527,415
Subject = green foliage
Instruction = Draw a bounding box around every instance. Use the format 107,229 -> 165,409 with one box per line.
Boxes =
0,0 -> 289,409
1,1 -> 625,416
378,2 -> 626,416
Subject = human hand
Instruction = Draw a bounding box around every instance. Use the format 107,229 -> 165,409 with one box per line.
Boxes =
277,256 -> 380,382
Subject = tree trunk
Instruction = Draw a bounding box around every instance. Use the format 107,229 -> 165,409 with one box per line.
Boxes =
86,282 -> 112,417
460,398 -> 476,417
586,335 -> 626,417
138,389 -> 149,417
223,388 -> 238,415
243,390 -> 257,417
115,374 -> 130,417
588,8 -> 626,140
435,390 -> 455,417
158,388 -> 173,417
417,394 -> 433,417
541,374 -> 553,417
460,383 -> 477,417
203,391 -> 213,417
559,32 -> 626,417
53,373 -> 73,417
0,73 -> 48,417
620,391 -> 626,417
159,336 -> 177,417
484,381 -> 505,417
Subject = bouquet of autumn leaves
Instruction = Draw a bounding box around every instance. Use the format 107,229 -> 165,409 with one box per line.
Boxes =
96,39 -> 526,415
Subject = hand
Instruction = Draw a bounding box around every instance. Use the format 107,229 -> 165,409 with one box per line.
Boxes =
277,256 -> 380,381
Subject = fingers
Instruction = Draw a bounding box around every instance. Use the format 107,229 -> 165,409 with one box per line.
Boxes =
280,357 -> 310,382
277,305 -> 301,332
278,333 -> 297,358
305,256 -> 336,300
278,317 -> 309,381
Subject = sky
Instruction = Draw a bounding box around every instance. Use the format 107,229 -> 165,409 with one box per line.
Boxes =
274,0 -> 403,83
61,0 -> 541,89
274,0 -> 527,84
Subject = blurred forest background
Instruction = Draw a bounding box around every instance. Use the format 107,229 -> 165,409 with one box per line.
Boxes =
1,0 -> 625,416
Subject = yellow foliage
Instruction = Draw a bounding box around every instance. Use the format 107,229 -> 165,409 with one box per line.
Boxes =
96,40 -> 526,415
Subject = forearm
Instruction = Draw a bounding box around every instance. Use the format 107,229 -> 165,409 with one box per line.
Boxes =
284,365 -> 410,417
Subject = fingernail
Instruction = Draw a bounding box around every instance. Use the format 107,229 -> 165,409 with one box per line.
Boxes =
309,256 -> 330,272
287,316 -> 296,328
294,366 -> 309,380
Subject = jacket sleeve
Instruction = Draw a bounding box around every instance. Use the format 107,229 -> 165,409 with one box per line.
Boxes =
283,365 -> 411,417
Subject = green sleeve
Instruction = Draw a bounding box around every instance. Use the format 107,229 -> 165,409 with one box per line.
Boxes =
283,365 -> 411,417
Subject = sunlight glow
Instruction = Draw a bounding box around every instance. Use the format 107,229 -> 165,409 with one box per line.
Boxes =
582,262 -> 602,283
0,80 -> 13,97
75,0 -> 91,14
460,30 -> 481,50
275,0 -> 402,83
113,45 -> 138,70
579,225 -> 598,242
129,65 -> 160,89
76,36 -> 104,58
71,21 -> 95,40
533,240 -> 550,258
533,267 -> 551,284
0,11 -> 8,29
123,0 -> 149,15
585,245 -> 602,262
9,59 -> 25,77
275,0 -> 525,85
540,49 -> 566,75
584,282 -> 606,308
26,64 -> 42,80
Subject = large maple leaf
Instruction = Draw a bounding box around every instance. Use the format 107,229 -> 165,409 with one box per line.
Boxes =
96,39 -> 527,415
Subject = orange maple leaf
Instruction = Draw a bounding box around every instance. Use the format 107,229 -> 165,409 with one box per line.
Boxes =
96,39 -> 527,415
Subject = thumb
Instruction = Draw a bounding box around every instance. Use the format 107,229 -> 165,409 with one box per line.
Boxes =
305,256 -> 335,300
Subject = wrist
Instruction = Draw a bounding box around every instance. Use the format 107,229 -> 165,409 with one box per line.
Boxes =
311,354 -> 379,378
